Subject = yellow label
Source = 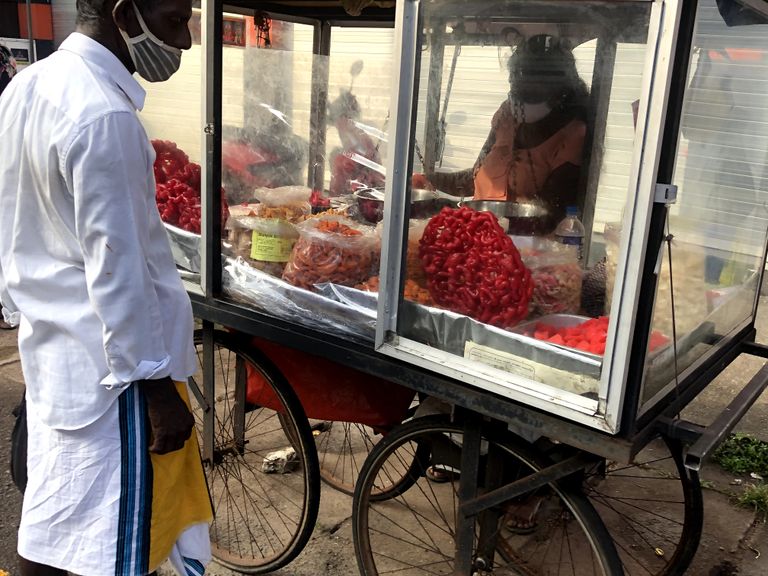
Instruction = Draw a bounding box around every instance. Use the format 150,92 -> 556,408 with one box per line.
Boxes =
251,231 -> 295,262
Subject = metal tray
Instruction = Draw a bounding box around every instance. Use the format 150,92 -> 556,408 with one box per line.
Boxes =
511,314 -> 602,360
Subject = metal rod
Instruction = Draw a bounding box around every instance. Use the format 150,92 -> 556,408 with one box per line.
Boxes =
685,363 -> 768,471
308,21 -> 330,190
201,320 -> 216,464
25,0 -> 35,63
460,452 -> 596,519
741,341 -> 768,359
455,411 -> 482,575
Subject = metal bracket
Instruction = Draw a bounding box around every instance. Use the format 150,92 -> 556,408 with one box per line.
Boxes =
685,363 -> 768,471
654,183 -> 678,205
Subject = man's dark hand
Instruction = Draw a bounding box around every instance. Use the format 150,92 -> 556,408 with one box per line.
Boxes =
138,376 -> 194,454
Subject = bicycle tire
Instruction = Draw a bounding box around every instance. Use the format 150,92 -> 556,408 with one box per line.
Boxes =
310,399 -> 424,501
582,434 -> 703,576
352,414 -> 623,575
190,329 -> 320,574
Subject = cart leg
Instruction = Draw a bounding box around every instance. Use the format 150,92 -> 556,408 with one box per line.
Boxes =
455,410 -> 482,575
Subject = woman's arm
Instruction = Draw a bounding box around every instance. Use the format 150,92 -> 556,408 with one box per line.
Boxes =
425,119 -> 500,196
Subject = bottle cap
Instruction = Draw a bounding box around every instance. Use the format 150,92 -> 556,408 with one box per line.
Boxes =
566,206 -> 578,217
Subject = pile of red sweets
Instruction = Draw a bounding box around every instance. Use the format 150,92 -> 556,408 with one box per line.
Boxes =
526,316 -> 670,356
419,206 -> 533,328
152,140 -> 229,233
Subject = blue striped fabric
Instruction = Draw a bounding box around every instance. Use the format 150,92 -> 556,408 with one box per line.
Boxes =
183,557 -> 205,576
115,386 -> 154,575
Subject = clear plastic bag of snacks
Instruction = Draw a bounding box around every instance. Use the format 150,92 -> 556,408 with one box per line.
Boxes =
226,187 -> 311,277
282,215 -> 380,291
522,240 -> 583,317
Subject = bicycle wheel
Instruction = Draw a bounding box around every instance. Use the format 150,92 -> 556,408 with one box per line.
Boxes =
313,421 -> 383,495
311,405 -> 423,501
190,329 -> 320,574
353,415 -> 622,575
582,435 -> 703,576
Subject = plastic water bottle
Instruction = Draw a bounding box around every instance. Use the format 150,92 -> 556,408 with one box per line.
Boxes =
554,206 -> 585,261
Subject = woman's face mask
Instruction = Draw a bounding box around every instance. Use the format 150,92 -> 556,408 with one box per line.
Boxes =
114,0 -> 182,82
510,67 -> 567,104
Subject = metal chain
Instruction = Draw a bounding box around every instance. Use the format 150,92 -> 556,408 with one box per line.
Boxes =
664,211 -> 681,415
509,96 -> 541,200
374,111 -> 426,170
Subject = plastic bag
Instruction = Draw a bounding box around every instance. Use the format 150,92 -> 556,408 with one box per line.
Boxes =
522,240 -> 583,317
226,189 -> 310,277
228,216 -> 300,277
407,219 -> 429,288
253,185 -> 312,207
282,215 -> 380,290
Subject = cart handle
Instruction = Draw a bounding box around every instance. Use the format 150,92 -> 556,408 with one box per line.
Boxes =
684,362 -> 768,472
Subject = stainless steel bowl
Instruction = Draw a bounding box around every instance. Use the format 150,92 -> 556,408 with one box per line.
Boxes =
460,200 -> 550,235
355,188 -> 458,223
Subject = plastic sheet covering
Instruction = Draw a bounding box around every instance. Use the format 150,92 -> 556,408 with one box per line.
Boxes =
164,223 -> 201,273
329,285 -> 601,396
223,257 -> 376,341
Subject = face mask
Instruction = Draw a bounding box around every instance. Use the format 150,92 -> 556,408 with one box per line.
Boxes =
114,0 -> 182,82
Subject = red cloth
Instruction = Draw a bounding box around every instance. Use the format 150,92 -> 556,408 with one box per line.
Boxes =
246,337 -> 415,429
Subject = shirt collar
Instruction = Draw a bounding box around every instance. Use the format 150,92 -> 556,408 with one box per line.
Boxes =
59,32 -> 146,111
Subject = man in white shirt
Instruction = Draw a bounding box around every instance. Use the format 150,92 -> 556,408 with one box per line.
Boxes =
0,0 -> 212,574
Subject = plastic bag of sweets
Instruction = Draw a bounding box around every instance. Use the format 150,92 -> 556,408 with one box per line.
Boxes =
523,240 -> 583,317
377,219 -> 430,289
282,215 -> 380,291
251,185 -> 312,221
225,187 -> 312,277
227,215 -> 300,277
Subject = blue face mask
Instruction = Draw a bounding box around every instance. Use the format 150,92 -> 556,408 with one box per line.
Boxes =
114,0 -> 182,82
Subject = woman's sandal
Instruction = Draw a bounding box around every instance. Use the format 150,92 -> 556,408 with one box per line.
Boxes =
425,465 -> 460,483
504,495 -> 543,535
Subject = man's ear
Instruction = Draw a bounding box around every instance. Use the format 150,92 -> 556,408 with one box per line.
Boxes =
112,0 -> 133,34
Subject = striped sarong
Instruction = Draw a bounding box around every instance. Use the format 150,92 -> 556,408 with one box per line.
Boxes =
19,382 -> 212,575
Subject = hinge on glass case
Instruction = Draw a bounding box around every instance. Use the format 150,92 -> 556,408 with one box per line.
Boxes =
654,183 -> 678,204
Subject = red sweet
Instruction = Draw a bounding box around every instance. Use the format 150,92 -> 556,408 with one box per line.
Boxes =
151,140 -> 229,234
418,206 -> 533,328
528,316 -> 669,356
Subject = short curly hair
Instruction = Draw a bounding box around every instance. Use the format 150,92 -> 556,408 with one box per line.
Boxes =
76,0 -> 157,25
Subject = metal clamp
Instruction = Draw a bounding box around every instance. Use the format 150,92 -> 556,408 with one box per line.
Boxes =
654,183 -> 678,205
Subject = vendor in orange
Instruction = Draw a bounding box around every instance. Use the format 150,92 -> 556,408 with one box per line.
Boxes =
428,34 -> 589,232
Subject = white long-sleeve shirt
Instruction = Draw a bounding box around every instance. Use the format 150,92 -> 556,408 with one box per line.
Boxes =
0,33 -> 196,430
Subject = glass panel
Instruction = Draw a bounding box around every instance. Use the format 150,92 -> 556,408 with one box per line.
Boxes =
139,4 -> 203,282
219,16 -> 394,341
641,0 -> 768,405
400,0 -> 652,399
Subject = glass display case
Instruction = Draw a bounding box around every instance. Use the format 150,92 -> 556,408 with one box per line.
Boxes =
139,2 -> 205,285
139,0 -> 768,436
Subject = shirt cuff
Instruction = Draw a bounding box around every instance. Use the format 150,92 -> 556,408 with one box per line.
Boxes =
2,307 -> 20,327
100,356 -> 172,389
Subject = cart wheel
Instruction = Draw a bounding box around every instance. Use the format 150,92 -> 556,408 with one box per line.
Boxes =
582,435 -> 703,576
353,415 -> 622,576
189,329 -> 320,574
311,419 -> 424,501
